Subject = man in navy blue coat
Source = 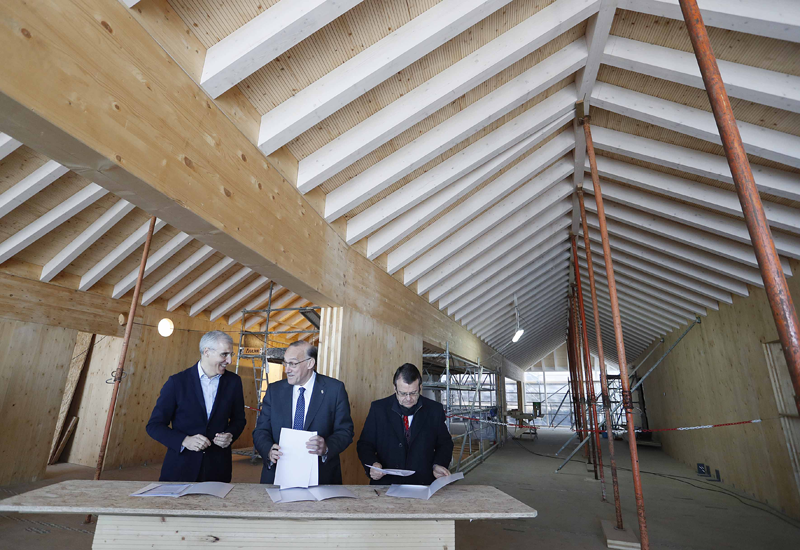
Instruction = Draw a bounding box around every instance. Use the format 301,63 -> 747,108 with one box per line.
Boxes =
357,363 -> 454,486
146,331 -> 246,483
253,340 -> 354,485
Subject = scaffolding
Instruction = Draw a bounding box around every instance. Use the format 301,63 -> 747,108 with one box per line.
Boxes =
421,343 -> 503,474
233,283 -> 320,458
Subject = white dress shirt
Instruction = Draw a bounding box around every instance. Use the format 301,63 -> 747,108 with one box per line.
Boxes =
291,371 -> 316,427
198,361 -> 221,419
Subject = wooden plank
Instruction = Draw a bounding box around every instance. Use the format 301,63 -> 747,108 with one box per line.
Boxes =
0,318 -> 77,485
49,416 -> 78,465
94,515 -> 455,549
49,331 -> 94,461
0,480 -> 538,519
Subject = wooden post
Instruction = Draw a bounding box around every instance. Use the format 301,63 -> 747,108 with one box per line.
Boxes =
570,288 -> 592,462
584,118 -> 649,549
86,216 -> 156,523
579,190 -> 624,528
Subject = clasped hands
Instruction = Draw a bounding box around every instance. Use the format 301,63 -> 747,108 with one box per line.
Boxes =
269,435 -> 327,463
369,462 -> 451,480
182,432 -> 233,452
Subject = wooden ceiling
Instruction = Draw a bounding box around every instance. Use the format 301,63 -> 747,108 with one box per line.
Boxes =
2,0 -> 799,368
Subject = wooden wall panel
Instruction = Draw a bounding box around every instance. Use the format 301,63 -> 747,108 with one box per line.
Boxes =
643,259 -> 800,519
322,307 -> 423,485
0,319 -> 77,485
49,331 -> 94,461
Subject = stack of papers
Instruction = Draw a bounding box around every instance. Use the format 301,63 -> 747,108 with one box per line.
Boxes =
131,482 -> 233,498
266,486 -> 357,503
385,472 -> 464,500
365,464 -> 415,476
274,428 -> 319,489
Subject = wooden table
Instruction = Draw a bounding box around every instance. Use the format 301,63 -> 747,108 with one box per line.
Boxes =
0,480 -> 537,549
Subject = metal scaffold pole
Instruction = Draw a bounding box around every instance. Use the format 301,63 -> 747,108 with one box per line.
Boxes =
679,0 -> 800,417
584,117 -> 649,549
579,190 -> 623,527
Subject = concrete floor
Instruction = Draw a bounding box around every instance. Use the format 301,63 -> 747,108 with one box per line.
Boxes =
1,429 -> 798,549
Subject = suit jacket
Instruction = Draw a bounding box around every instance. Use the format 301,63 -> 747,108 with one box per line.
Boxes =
356,395 -> 454,485
252,373 -> 354,485
146,365 -> 246,483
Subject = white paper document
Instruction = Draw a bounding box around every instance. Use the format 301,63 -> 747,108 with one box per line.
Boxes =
266,485 -> 357,503
365,464 -> 415,477
385,472 -> 464,500
131,482 -> 234,499
274,427 -> 319,489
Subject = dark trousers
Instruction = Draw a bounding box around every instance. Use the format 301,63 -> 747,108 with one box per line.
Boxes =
195,454 -> 209,482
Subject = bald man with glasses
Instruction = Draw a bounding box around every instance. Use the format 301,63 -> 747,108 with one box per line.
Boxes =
357,363 -> 453,486
253,340 -> 354,485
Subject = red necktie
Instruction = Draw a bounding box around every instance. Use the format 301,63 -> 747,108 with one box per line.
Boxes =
403,416 -> 410,442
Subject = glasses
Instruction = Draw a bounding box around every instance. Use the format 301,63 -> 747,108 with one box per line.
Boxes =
283,357 -> 311,369
395,389 -> 420,398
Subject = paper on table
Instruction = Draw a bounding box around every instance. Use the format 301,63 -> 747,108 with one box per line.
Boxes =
131,482 -> 233,498
266,485 -> 357,503
274,428 -> 319,489
385,472 -> 464,500
364,464 -> 415,477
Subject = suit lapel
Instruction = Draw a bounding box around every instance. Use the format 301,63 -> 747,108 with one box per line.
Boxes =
207,370 -> 228,422
282,381 -> 293,430
189,364 -> 207,421
303,375 -> 325,431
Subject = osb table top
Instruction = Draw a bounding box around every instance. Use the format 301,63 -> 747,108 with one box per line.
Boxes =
0,481 -> 538,520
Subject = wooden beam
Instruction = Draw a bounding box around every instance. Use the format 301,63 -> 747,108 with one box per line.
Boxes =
0,132 -> 22,160
603,35 -> 800,114
40,198 -> 135,283
616,0 -> 800,43
209,275 -> 271,322
347,96 -> 574,245
140,244 -> 216,306
401,161 -> 574,284
0,183 -> 108,263
200,0 -> 366,99
591,82 -> 800,169
0,160 -> 69,219
240,289 -> 297,330
297,0 -> 600,192
111,232 -> 193,299
389,137 -> 574,276
227,284 -> 284,326
166,257 -> 236,312
257,0 -> 512,155
189,267 -> 253,317
324,41 -> 588,221
78,218 -> 167,292
589,126 -> 800,202
0,0 -> 499,363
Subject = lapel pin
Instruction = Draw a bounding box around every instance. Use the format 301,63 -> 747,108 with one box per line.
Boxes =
321,389 -> 324,394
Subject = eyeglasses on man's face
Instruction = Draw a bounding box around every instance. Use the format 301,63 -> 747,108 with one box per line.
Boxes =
395,389 -> 420,398
283,357 -> 311,369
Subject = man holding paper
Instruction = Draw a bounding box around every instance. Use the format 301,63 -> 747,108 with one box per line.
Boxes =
253,341 -> 354,485
146,331 -> 246,483
357,363 -> 454,486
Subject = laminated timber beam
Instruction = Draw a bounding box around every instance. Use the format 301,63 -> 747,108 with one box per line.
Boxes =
0,0 -> 498,362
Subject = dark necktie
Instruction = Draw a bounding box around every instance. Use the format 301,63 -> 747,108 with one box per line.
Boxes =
293,387 -> 306,430
403,415 -> 410,443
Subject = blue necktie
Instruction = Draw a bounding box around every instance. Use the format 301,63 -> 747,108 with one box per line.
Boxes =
293,387 -> 306,430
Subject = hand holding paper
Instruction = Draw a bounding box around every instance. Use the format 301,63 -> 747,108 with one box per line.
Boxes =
385,472 -> 464,500
274,428 -> 319,489
365,463 -> 415,477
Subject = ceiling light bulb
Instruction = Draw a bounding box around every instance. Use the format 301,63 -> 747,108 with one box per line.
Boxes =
512,328 -> 524,343
157,318 -> 174,337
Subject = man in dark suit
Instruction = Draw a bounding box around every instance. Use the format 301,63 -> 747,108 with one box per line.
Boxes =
146,330 -> 246,483
357,363 -> 454,486
253,340 -> 354,485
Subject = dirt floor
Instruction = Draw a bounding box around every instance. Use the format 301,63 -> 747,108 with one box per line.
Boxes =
1,428 -> 798,549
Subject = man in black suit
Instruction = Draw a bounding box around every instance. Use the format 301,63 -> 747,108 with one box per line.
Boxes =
253,340 -> 354,485
146,330 -> 246,483
357,363 -> 454,486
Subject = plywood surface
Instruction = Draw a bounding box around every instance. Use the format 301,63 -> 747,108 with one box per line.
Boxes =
0,480 -> 537,520
0,318 -> 78,485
